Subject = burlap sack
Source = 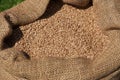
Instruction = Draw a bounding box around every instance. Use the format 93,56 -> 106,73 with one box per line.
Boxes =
0,0 -> 120,80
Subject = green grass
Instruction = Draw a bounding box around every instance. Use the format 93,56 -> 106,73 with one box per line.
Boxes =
0,0 -> 24,12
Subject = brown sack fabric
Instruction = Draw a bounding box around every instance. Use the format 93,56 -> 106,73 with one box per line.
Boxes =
0,0 -> 120,80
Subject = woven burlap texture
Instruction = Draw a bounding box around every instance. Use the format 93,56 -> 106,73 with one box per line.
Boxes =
0,0 -> 120,80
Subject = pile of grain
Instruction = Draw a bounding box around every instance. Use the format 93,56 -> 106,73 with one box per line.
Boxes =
6,1 -> 109,59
